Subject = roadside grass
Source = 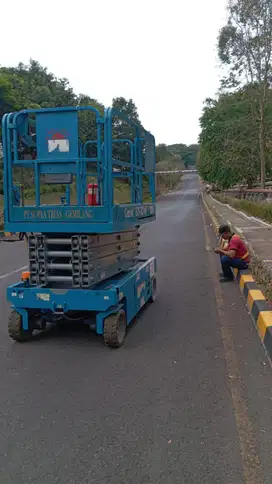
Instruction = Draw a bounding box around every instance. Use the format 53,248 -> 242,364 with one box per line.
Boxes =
213,193 -> 272,224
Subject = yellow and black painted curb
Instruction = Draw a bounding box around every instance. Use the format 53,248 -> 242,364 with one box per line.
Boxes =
234,269 -> 272,360
202,191 -> 272,361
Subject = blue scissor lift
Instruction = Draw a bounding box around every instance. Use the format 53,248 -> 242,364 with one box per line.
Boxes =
3,106 -> 157,347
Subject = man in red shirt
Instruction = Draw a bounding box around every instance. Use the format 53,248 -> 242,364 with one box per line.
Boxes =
214,224 -> 250,282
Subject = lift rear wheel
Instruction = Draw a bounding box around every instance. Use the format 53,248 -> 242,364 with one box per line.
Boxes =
103,310 -> 127,348
8,310 -> 33,342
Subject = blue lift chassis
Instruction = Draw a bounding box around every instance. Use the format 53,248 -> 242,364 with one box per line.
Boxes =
7,257 -> 157,348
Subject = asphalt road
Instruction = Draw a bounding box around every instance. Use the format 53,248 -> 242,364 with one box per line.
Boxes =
0,174 -> 272,484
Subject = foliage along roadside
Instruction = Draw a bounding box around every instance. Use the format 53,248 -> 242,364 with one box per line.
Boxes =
198,87 -> 272,190
213,193 -> 272,224
198,0 -> 272,190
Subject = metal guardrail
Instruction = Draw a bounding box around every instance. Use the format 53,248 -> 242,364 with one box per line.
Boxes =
155,169 -> 197,174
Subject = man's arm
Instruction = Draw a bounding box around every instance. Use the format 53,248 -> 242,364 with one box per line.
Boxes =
217,248 -> 236,258
216,236 -> 240,258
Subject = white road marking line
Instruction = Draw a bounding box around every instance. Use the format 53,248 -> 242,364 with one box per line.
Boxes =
210,194 -> 272,228
0,266 -> 28,281
237,226 -> 268,230
249,215 -> 272,227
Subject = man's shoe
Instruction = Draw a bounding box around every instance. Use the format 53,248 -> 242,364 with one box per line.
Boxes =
220,276 -> 234,283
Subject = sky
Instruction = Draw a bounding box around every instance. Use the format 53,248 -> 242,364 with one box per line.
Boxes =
1,0 -> 228,145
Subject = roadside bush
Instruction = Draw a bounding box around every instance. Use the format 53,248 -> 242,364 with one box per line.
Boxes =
213,193 -> 272,223
24,184 -> 67,199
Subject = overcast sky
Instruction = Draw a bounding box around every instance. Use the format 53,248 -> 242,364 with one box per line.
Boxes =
1,0 -> 228,145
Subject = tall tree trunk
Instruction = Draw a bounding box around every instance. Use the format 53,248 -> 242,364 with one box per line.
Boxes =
259,98 -> 266,188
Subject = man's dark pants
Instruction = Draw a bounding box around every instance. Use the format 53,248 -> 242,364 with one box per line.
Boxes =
220,255 -> 248,280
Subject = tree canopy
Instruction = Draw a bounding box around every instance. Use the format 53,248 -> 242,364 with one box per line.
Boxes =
156,143 -> 199,167
199,0 -> 272,188
0,59 -> 198,194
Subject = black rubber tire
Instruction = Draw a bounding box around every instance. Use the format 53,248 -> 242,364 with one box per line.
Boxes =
8,310 -> 33,342
103,310 -> 127,348
149,277 -> 157,302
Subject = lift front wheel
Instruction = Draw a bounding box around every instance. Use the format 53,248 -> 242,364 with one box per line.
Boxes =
8,310 -> 33,342
103,310 -> 127,348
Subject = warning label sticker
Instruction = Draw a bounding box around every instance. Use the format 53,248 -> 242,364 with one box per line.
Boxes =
48,139 -> 69,153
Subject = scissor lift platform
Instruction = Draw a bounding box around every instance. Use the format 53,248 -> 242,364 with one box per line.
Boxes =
2,106 -> 156,234
7,257 -> 157,347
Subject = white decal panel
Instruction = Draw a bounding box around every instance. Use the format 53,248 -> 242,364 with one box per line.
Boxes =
48,139 -> 69,153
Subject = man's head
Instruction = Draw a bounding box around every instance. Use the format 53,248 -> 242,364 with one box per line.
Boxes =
218,224 -> 232,240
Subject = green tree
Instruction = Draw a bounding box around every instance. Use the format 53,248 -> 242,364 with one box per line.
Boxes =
77,94 -> 104,158
156,143 -> 174,163
111,97 -> 142,166
112,97 -> 141,123
186,144 -> 200,166
0,59 -> 77,114
167,143 -> 187,158
198,89 -> 268,188
0,73 -> 20,120
218,0 -> 272,186
155,143 -> 199,167
167,143 -> 199,166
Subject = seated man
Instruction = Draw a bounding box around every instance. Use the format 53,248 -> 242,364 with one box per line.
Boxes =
214,224 -> 250,282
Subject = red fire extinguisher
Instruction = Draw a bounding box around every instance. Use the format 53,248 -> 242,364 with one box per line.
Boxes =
87,183 -> 98,206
